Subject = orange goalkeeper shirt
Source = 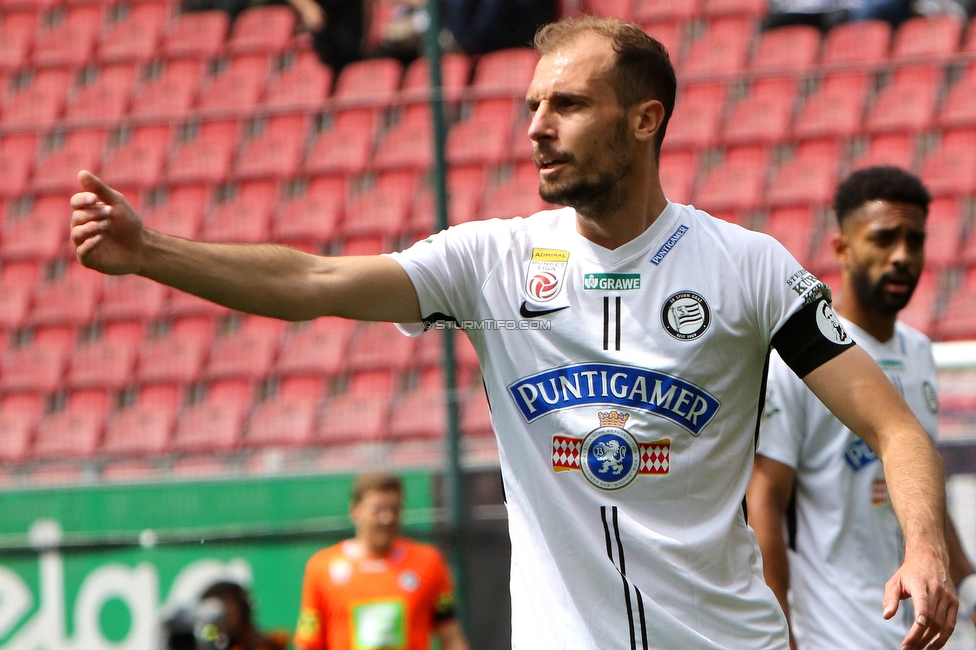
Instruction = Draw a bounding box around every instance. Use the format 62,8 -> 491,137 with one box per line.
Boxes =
293,538 -> 456,650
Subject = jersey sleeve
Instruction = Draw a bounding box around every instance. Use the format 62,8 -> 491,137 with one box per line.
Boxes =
387,220 -> 512,329
293,554 -> 327,650
738,230 -> 855,377
756,351 -> 808,469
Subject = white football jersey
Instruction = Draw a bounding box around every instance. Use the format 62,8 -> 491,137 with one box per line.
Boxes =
390,201 -> 853,649
758,317 -> 939,650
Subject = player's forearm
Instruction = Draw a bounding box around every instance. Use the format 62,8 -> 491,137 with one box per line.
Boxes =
138,230 -> 340,321
947,517 -> 975,586
746,484 -> 792,618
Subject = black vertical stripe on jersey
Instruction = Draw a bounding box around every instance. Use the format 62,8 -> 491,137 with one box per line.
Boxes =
602,506 -> 638,650
615,297 -> 622,351
603,297 -> 610,351
634,589 -> 648,650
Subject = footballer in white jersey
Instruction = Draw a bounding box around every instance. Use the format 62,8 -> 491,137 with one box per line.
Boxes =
758,317 -> 938,649
390,201 -> 854,649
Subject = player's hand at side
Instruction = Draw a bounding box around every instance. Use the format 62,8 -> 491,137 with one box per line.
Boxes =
883,546 -> 957,649
70,170 -> 145,276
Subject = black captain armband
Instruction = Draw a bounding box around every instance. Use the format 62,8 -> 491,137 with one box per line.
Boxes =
771,298 -> 856,378
434,592 -> 457,622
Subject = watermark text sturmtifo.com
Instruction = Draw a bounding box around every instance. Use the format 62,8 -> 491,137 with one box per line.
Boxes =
424,320 -> 553,331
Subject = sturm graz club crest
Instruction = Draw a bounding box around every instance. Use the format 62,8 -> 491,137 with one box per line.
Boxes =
662,291 -> 710,341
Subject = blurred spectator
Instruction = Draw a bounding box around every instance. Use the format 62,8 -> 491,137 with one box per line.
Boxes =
763,0 -> 914,30
161,581 -> 287,650
445,0 -> 558,54
287,0 -> 375,71
293,473 -> 469,650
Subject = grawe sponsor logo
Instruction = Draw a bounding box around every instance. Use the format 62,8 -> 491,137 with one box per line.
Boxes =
582,273 -> 641,291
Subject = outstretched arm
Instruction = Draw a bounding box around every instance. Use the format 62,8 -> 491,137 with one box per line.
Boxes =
746,455 -> 797,650
70,171 -> 423,323
803,345 -> 957,650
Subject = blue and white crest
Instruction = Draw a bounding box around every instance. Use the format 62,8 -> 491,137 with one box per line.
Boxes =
581,426 -> 640,490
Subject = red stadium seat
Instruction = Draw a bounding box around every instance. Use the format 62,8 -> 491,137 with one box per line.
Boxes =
30,274 -> 102,326
316,370 -> 395,443
865,65 -> 940,134
97,1 -> 169,63
412,328 -> 479,371
0,338 -> 69,392
333,57 -> 402,105
0,67 -> 72,129
373,104 -> 433,171
918,129 -> 976,196
659,150 -> 697,205
407,165 -> 484,231
97,274 -> 168,322
693,146 -> 767,214
166,120 -> 239,185
0,259 -> 42,287
31,5 -> 101,68
760,207 -> 815,267
129,58 -> 204,120
172,397 -> 248,452
479,163 -> 554,219
891,15 -> 963,60
721,79 -> 797,146
680,17 -> 752,76
102,393 -> 177,456
273,175 -> 345,246
345,321 -> 417,373
634,0 -> 700,23
101,460 -> 158,481
0,408 -> 39,463
263,50 -> 332,112
750,25 -> 821,72
793,73 -> 870,140
0,133 -> 37,198
925,197 -> 963,268
234,114 -> 307,180
275,317 -> 353,378
341,171 -> 416,238
303,108 -> 377,175
137,331 -> 209,385
1,195 -> 65,261
201,181 -> 276,243
171,455 -> 229,478
471,48 -> 538,96
822,19 -> 891,66
661,83 -> 724,151
939,64 -> 976,129
203,322 -> 282,381
244,376 -> 322,446
389,388 -> 446,440
64,63 -> 137,123
141,185 -> 209,239
0,11 -> 37,72
196,53 -> 271,114
641,21 -> 685,64
446,98 -> 516,167
701,0 -> 765,17
583,0 -> 634,19
161,10 -> 229,59
31,128 -> 107,195
33,408 -> 106,460
765,141 -> 839,208
226,5 -> 296,55
100,125 -> 171,190
849,133 -> 915,171
936,267 -> 976,340
66,336 -> 137,389
400,52 -> 471,105
0,283 -> 31,330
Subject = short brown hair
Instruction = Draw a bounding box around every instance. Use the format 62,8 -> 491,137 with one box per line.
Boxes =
534,16 -> 677,157
350,473 -> 403,506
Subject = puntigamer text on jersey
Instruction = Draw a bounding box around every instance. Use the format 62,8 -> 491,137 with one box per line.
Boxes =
508,363 -> 721,435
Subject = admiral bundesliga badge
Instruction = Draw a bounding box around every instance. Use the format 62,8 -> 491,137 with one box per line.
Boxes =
552,411 -> 670,490
525,248 -> 570,302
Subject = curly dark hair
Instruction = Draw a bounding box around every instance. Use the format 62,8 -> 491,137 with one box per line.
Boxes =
833,166 -> 931,227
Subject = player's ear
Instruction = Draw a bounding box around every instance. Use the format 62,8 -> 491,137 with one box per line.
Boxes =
633,99 -> 665,143
832,226 -> 850,267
